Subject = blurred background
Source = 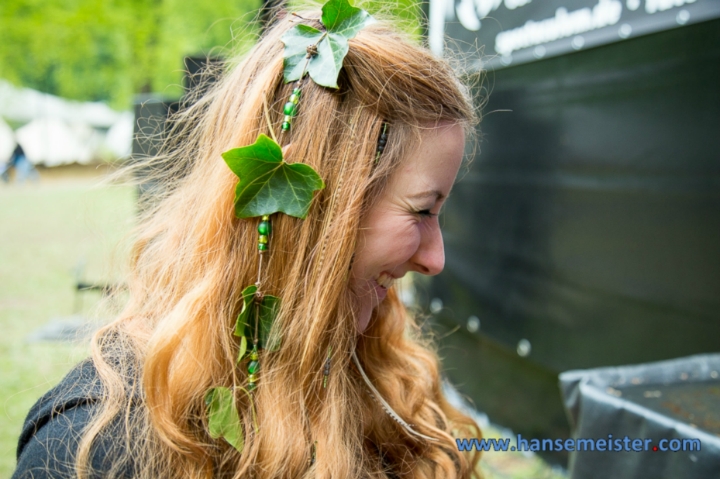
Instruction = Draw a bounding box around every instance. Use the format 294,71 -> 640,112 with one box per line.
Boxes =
423,1 -> 719,478
1,1 -> 718,478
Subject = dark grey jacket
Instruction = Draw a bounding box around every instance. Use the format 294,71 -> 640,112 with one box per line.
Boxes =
12,360 -> 135,479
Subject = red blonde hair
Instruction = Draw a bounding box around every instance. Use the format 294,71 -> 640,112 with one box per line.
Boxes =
79,10 -> 481,479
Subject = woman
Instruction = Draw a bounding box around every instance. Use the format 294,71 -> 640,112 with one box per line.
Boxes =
14,6 -> 481,479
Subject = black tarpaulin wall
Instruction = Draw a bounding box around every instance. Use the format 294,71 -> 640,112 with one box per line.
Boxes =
559,354 -> 720,478
428,18 -> 720,464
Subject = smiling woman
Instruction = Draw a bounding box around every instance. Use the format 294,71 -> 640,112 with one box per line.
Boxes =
352,124 -> 466,332
12,2 -> 481,479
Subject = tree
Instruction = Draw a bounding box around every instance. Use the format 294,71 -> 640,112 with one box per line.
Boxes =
0,0 -> 261,109
0,0 -> 421,110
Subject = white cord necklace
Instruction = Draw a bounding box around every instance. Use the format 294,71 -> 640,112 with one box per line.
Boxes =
351,351 -> 438,442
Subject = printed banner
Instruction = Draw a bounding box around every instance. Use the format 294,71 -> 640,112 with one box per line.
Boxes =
428,0 -> 720,69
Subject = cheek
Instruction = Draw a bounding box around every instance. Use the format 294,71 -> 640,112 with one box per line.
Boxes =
375,219 -> 421,265
356,217 -> 421,272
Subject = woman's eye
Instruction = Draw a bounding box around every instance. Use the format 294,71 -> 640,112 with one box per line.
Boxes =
416,209 -> 438,218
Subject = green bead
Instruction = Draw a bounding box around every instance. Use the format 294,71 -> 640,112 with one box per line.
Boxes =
258,221 -> 270,235
258,235 -> 268,244
247,382 -> 256,391
292,87 -> 301,95
290,94 -> 299,104
250,349 -> 258,360
283,102 -> 296,116
258,243 -> 268,252
248,360 -> 259,374
282,121 -> 290,131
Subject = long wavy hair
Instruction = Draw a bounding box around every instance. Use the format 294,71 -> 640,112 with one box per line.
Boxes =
78,10 -> 481,479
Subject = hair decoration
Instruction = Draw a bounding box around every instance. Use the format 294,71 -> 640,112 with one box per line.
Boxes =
282,0 -> 376,89
281,87 -> 302,132
205,0 -> 374,454
257,214 -> 271,253
205,387 -> 245,452
352,351 -> 438,442
221,135 -> 324,219
375,122 -> 388,162
322,346 -> 332,389
308,440 -> 318,466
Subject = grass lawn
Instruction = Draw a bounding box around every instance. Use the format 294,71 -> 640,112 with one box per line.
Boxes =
0,169 -> 136,478
0,167 -> 564,479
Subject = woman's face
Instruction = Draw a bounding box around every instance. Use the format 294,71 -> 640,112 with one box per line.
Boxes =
351,123 -> 465,333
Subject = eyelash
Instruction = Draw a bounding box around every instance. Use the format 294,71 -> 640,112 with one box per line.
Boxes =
416,209 -> 438,218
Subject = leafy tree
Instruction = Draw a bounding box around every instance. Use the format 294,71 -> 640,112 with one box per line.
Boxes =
0,0 -> 421,110
0,0 -> 261,109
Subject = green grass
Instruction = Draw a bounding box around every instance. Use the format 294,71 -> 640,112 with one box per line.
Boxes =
0,175 -> 136,478
476,425 -> 567,479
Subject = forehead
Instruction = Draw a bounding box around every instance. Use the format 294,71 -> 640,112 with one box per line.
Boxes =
391,124 -> 465,195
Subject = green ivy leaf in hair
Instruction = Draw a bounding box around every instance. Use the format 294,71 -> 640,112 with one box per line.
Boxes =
222,134 -> 325,219
205,387 -> 244,452
234,284 -> 281,354
282,0 -> 375,88
321,0 -> 373,37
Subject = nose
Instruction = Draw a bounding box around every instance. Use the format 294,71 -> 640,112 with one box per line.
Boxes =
410,222 -> 445,276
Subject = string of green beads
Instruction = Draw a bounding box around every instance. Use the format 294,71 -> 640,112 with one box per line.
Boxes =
258,215 -> 271,253
247,347 -> 259,391
281,87 -> 301,132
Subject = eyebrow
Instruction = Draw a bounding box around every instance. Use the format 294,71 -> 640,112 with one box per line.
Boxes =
409,190 -> 446,201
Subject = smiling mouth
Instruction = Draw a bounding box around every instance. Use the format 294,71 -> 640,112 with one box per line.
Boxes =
376,272 -> 395,289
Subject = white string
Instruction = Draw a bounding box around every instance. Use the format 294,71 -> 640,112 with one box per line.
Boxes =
351,351 -> 438,442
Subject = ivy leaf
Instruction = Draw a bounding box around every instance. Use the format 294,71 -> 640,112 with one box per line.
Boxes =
282,0 -> 375,88
282,25 -> 327,87
233,285 -> 254,339
205,387 -> 244,452
222,134 -> 325,219
237,335 -> 248,364
321,0 -> 374,38
233,284 -> 281,352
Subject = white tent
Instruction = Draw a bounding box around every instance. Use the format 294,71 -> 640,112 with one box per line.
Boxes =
0,80 -> 133,164
16,118 -> 96,166
0,117 -> 15,162
0,80 -> 121,128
